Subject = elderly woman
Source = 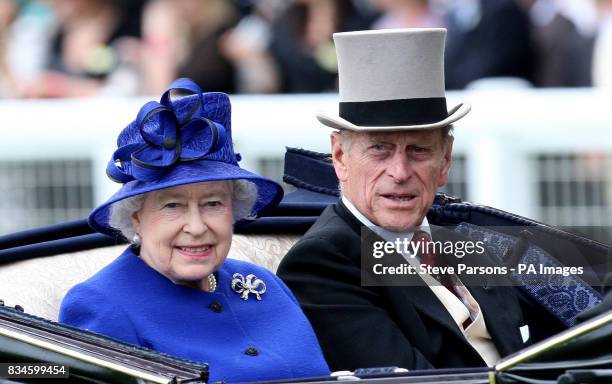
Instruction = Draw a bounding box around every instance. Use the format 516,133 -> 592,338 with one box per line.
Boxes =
59,78 -> 329,383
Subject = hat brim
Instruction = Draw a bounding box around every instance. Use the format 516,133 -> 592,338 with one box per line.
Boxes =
316,102 -> 471,131
89,160 -> 283,237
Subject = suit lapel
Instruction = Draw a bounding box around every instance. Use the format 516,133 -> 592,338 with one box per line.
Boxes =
468,285 -> 525,356
394,284 -> 469,341
335,202 -> 525,356
334,203 -> 472,343
432,226 -> 525,356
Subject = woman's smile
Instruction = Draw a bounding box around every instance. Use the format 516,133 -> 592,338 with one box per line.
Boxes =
175,244 -> 215,259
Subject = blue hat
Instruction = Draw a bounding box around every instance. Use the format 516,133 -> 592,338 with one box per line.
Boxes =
89,78 -> 283,236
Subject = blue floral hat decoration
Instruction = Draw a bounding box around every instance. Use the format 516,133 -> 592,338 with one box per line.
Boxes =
89,78 -> 284,236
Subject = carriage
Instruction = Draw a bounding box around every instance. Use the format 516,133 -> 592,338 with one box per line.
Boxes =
0,148 -> 610,384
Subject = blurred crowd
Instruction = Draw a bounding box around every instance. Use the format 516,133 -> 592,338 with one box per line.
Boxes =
1,0 -> 612,98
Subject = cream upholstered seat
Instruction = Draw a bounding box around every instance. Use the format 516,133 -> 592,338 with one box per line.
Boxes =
0,234 -> 300,321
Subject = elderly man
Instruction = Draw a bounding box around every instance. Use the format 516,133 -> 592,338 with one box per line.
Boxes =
277,29 -> 545,371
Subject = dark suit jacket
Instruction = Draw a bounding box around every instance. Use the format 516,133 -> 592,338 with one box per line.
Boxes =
277,202 -> 532,371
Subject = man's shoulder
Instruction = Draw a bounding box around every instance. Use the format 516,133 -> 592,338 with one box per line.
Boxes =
280,204 -> 362,268
299,204 -> 360,245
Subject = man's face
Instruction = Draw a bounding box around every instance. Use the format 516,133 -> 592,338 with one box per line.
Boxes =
331,128 -> 452,231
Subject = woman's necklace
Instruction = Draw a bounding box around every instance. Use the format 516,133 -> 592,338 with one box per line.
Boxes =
207,273 -> 217,293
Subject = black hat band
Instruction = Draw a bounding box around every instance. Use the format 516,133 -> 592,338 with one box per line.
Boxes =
339,97 -> 448,126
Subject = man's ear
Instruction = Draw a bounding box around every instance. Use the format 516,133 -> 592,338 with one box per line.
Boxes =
331,131 -> 349,182
437,137 -> 453,188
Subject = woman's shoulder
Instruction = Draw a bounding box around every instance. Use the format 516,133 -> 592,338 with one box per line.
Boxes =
75,247 -> 141,287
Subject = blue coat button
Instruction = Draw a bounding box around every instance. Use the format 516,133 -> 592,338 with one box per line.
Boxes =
208,302 -> 223,313
245,347 -> 259,356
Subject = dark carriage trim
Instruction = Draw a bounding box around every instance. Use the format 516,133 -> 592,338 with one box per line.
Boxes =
0,306 -> 208,383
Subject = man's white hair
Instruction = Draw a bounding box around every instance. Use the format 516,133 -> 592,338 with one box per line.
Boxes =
109,180 -> 258,242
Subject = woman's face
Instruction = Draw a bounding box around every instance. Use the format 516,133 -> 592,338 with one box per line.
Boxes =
131,181 -> 233,290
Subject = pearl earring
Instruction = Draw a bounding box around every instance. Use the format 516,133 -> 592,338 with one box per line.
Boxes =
132,233 -> 141,245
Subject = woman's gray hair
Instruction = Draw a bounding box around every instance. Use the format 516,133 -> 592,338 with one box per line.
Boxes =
109,180 -> 259,242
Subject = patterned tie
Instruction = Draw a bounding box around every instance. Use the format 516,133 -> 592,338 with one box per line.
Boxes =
411,230 -> 455,290
412,230 -> 474,329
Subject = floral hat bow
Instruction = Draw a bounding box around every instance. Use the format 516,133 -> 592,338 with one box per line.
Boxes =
88,78 -> 283,237
107,78 -> 231,183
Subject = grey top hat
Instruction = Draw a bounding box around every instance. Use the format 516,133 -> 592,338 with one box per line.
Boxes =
317,28 -> 470,131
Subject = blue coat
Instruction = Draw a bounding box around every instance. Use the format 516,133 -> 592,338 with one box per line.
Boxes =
59,247 -> 330,383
